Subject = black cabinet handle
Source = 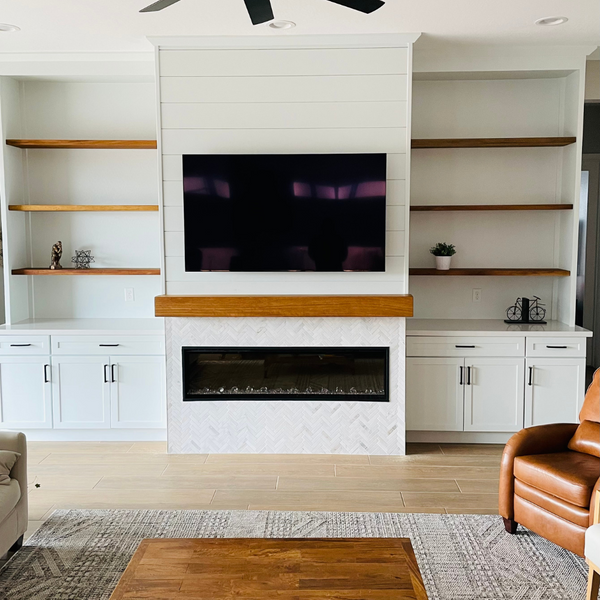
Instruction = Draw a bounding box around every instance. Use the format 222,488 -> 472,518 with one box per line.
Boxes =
467,366 -> 472,385
546,345 -> 568,349
99,344 -> 119,347
455,345 -> 476,349
44,364 -> 50,383
459,366 -> 464,385
104,364 -> 109,383
111,364 -> 116,383
528,366 -> 533,386
11,343 -> 31,347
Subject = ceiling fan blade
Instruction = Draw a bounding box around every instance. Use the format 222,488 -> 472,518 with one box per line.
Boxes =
140,0 -> 182,13
325,0 -> 384,14
243,0 -> 274,24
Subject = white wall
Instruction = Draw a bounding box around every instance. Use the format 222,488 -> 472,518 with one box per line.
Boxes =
156,38 -> 413,295
410,75 -> 582,322
1,80 -> 162,320
586,60 -> 600,100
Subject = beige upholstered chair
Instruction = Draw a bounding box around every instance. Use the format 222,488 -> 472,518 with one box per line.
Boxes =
587,492 -> 600,600
0,431 -> 28,557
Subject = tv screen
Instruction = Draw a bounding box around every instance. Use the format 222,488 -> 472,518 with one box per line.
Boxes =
183,153 -> 386,272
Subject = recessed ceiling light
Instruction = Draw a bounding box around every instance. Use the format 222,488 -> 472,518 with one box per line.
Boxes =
0,23 -> 20,32
535,16 -> 568,26
269,20 -> 296,30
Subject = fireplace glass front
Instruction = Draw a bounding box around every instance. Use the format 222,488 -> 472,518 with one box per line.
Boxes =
182,347 -> 389,402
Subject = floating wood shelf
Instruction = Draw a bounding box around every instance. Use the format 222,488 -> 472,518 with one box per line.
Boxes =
410,204 -> 574,212
410,268 -> 570,277
411,137 -> 576,149
6,139 -> 157,150
9,205 -> 159,212
155,295 -> 414,318
12,268 -> 160,276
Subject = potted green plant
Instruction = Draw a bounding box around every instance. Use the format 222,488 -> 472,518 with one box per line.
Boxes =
430,242 -> 456,270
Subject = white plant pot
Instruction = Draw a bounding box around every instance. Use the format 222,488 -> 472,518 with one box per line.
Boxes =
435,256 -> 452,270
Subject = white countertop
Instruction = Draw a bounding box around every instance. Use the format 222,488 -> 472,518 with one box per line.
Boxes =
407,319 -> 592,337
0,318 -> 165,335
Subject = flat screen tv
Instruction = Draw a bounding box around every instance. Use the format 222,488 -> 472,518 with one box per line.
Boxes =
183,153 -> 386,272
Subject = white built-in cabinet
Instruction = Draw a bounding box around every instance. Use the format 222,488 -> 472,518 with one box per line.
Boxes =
407,333 -> 587,434
0,356 -> 53,429
0,74 -> 165,440
406,357 -> 524,432
52,356 -> 111,429
0,333 -> 166,432
110,356 -> 166,429
525,358 -> 585,427
464,358 -> 525,432
405,358 -> 463,431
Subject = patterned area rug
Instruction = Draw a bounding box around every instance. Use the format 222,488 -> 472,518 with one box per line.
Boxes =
0,509 -> 588,600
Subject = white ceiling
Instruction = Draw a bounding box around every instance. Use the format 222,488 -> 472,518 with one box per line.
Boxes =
0,0 -> 598,54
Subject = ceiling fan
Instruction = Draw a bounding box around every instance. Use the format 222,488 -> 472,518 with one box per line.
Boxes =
140,0 -> 385,25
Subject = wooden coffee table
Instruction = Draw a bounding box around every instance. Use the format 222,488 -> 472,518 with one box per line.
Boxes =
110,538 -> 428,599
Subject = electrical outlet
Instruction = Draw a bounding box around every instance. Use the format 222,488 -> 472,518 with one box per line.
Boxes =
473,288 -> 482,303
124,288 -> 135,302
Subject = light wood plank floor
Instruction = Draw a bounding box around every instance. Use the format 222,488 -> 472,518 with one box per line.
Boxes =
24,442 -> 502,541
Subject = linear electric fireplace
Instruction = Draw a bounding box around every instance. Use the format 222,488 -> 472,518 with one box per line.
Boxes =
182,347 -> 389,402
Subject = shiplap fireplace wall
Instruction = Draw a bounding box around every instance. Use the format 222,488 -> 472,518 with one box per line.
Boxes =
153,34 -> 416,296
152,34 -> 418,454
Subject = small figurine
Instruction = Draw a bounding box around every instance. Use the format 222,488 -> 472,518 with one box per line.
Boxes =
71,249 -> 95,269
505,296 -> 547,324
50,241 -> 63,270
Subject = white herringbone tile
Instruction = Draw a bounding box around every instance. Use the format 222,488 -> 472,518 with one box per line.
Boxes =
166,317 -> 405,455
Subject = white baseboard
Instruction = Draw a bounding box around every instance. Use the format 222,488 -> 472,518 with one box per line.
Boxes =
407,431 -> 513,445
12,429 -> 510,445
9,429 -> 167,442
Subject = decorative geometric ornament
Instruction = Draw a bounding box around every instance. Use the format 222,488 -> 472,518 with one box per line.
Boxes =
71,249 -> 95,269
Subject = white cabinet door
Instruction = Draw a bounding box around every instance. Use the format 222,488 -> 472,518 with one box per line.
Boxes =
110,356 -> 166,429
52,356 -> 111,429
525,358 -> 586,427
464,358 -> 524,432
0,356 -> 52,429
406,357 -> 464,431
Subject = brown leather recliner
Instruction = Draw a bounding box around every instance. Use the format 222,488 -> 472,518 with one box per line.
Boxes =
500,369 -> 600,557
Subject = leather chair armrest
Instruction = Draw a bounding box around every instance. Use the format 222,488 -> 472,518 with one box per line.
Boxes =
499,423 -> 578,520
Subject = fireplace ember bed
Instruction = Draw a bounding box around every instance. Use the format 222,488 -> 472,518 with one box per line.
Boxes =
182,347 -> 389,402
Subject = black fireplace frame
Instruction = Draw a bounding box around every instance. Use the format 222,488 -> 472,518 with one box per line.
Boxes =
182,346 -> 390,402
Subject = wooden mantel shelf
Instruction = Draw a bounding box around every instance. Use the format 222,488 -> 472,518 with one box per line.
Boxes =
155,295 -> 414,318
